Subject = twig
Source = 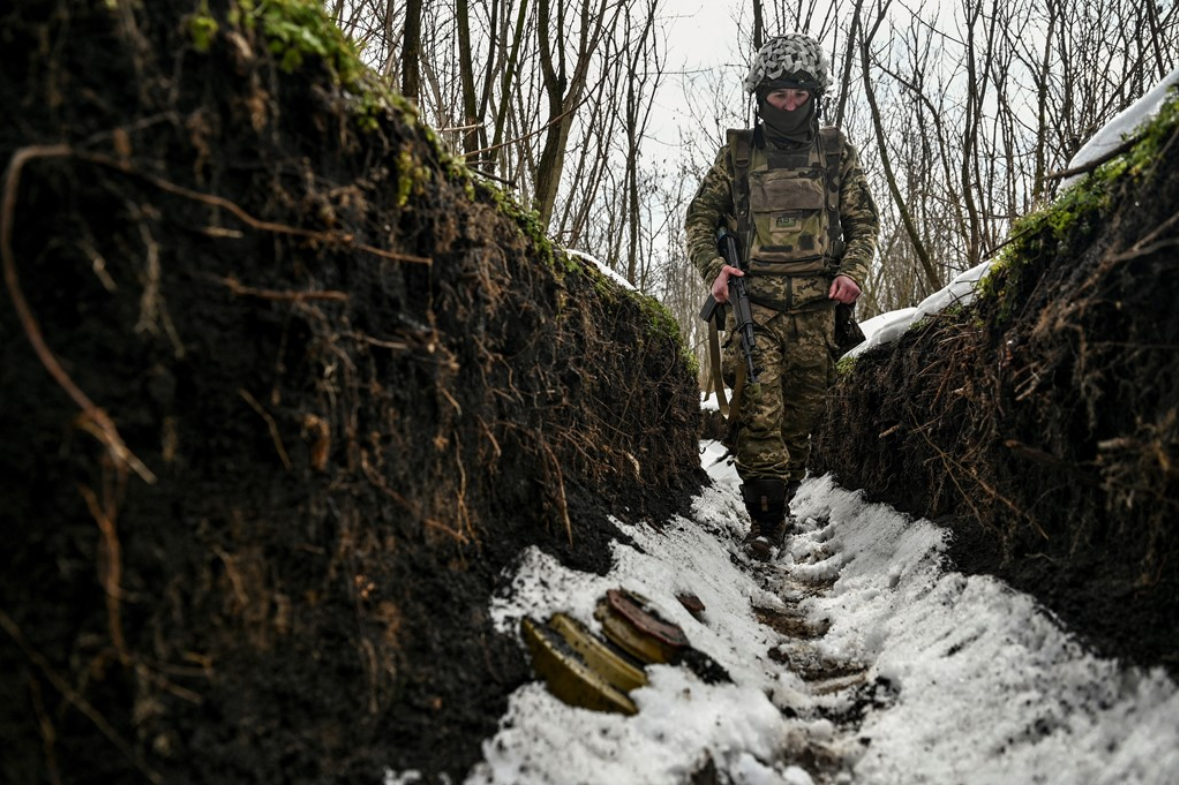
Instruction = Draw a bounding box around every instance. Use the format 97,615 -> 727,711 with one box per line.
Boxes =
360,452 -> 414,510
461,94 -> 589,161
979,224 -> 1033,264
915,416 -> 1047,539
77,151 -> 433,265
218,275 -> 350,303
466,167 -> 516,187
2,144 -> 157,485
135,218 -> 186,358
1110,206 -> 1179,262
437,385 -> 462,415
27,673 -> 61,784
1044,134 -> 1142,181
238,388 -> 292,471
436,121 -> 485,134
540,440 -> 573,546
452,435 -> 475,545
476,416 -> 502,461
346,331 -> 411,351
78,484 -> 131,666
423,517 -> 472,543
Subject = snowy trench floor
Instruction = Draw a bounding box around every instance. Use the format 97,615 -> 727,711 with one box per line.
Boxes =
395,441 -> 1179,784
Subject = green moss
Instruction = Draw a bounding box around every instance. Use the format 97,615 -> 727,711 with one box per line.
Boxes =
253,0 -> 364,81
206,1 -> 485,178
940,302 -> 965,319
394,151 -> 418,208
635,293 -> 675,341
907,315 -> 935,334
590,268 -> 615,299
194,0 -> 370,102
188,0 -> 219,52
413,125 -> 479,190
978,88 -> 1179,325
1120,87 -> 1179,176
190,0 -> 402,133
634,290 -> 698,376
543,247 -> 696,375
683,346 -> 701,379
228,0 -> 256,29
473,181 -> 559,268
352,88 -> 391,132
976,178 -> 1110,324
512,205 -> 552,254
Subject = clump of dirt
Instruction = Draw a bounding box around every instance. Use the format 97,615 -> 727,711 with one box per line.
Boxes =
0,1 -> 702,782
813,97 -> 1179,673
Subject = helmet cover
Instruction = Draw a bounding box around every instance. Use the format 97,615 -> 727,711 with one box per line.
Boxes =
744,33 -> 832,94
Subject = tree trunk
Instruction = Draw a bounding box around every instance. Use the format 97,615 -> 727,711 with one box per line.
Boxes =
402,0 -> 425,102
860,14 -> 941,295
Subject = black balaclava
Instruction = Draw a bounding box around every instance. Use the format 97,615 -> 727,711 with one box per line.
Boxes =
758,97 -> 815,147
756,78 -> 820,148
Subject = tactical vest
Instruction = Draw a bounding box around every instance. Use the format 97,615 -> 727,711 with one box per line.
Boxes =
726,126 -> 846,278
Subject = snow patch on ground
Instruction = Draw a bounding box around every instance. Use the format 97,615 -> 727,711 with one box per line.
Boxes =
451,442 -> 1179,784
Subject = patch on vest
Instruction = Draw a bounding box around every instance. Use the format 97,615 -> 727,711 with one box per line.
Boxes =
776,215 -> 798,228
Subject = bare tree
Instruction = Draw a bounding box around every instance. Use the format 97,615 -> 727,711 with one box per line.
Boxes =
402,0 -> 425,101
533,0 -> 619,227
327,0 -> 1179,365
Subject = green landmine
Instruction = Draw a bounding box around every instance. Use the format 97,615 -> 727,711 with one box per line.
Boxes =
520,617 -> 638,716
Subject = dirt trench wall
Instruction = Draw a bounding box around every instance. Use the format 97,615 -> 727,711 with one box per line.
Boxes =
0,1 -> 702,782
813,97 -> 1179,672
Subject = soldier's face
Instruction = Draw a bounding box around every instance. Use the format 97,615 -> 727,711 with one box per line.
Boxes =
765,89 -> 810,112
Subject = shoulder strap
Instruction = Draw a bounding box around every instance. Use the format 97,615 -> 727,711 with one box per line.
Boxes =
819,126 -> 846,258
726,128 -> 756,265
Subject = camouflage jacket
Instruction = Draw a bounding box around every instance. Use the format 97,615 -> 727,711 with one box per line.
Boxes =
685,125 -> 879,311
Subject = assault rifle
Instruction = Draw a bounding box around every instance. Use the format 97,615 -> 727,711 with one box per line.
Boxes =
699,227 -> 759,386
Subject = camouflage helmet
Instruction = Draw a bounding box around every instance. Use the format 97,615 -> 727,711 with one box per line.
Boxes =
743,33 -> 832,95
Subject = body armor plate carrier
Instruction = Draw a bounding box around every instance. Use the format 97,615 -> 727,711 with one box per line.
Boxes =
726,126 -> 846,311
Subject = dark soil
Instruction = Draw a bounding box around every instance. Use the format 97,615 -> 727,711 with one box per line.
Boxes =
0,1 -> 702,782
813,103 -> 1179,675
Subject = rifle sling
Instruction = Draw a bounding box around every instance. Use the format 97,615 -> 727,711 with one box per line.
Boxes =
729,355 -> 748,426
726,128 -> 754,262
707,318 -> 729,418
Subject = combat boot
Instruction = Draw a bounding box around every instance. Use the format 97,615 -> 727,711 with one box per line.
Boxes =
740,521 -> 762,551
741,478 -> 788,561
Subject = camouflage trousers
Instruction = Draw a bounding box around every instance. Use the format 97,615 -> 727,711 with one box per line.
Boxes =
724,300 -> 836,483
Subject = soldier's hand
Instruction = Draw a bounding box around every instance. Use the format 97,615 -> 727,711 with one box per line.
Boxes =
829,275 -> 861,304
712,264 -> 744,304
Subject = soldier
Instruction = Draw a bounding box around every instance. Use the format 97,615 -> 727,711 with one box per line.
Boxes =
686,33 -> 880,560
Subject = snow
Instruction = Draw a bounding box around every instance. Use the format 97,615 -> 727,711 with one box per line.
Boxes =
565,249 -> 636,291
401,447 -> 1179,785
700,389 -> 727,412
844,258 -> 995,360
1061,65 -> 1179,191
